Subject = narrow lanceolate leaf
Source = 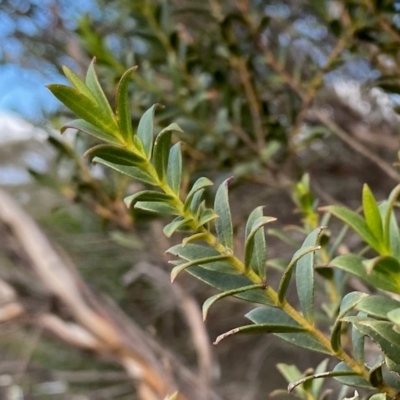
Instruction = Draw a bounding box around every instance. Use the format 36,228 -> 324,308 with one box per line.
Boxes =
246,306 -> 301,328
332,362 -> 371,389
276,364 -> 304,396
137,104 -> 162,159
85,58 -> 115,121
288,370 -> 357,393
186,177 -> 213,205
214,323 -> 305,345
84,144 -> 146,166
356,295 -> 400,319
362,184 -> 383,243
383,184 -> 400,252
323,206 -> 380,252
189,189 -> 205,213
202,284 -> 264,321
197,208 -> 219,227
93,157 -> 156,185
214,178 -> 234,251
61,119 -> 121,145
182,233 -> 209,246
134,201 -> 180,216
163,216 -> 191,238
153,123 -> 183,181
170,255 -> 231,282
244,214 -> 276,276
352,313 -> 365,364
62,65 -> 97,102
347,318 -> 400,364
278,245 -> 320,304
48,85 -> 118,136
276,332 -> 329,354
167,143 -> 182,195
331,292 -> 367,352
369,362 -> 384,388
115,66 -> 138,143
380,201 -> 400,259
296,227 -> 323,323
331,254 -> 400,294
387,308 -> 400,326
124,191 -> 174,208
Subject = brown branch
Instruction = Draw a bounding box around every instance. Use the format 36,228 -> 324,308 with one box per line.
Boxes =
233,56 -> 266,149
0,189 -> 221,400
313,109 -> 400,182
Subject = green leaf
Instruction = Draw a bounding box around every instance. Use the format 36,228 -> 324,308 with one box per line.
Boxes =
352,312 -> 366,364
369,362 -> 384,388
323,205 -> 380,252
357,295 -> 400,319
93,157 -> 156,185
124,191 -> 174,208
168,244 -> 237,274
278,245 -> 320,304
214,178 -> 234,251
383,184 -> 400,253
387,307 -> 400,326
312,359 -> 330,398
60,119 -> 121,145
187,266 -> 273,305
85,58 -> 115,122
182,233 -> 208,246
246,306 -> 329,354
277,364 -> 304,396
362,184 -> 384,243
197,208 -> 219,227
134,201 -> 180,216
202,284 -> 264,320
84,144 -> 146,166
288,369 -> 357,393
115,66 -> 138,143
386,356 -> 400,375
163,217 -> 191,238
331,292 -> 367,352
62,65 -> 97,102
185,177 -> 213,207
330,254 -> 400,294
214,323 -> 305,345
246,306 -> 301,327
166,143 -> 182,195
137,104 -> 162,159
369,395 -> 388,400
189,189 -> 205,213
168,243 -> 219,260
296,227 -> 323,323
276,332 -> 330,354
48,84 -> 118,136
363,255 -> 400,276
244,207 -> 276,277
170,254 -> 232,282
153,123 -> 183,181
332,362 -> 371,389
347,318 -> 400,364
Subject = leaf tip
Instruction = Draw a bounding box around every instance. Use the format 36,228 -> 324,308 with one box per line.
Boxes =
213,328 -> 239,345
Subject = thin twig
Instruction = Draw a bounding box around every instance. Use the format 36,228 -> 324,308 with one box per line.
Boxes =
313,109 -> 400,182
233,56 -> 266,149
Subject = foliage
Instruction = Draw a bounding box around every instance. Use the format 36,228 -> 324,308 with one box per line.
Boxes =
48,60 -> 400,399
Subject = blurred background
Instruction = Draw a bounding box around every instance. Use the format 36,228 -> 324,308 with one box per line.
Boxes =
1,0 -> 400,399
